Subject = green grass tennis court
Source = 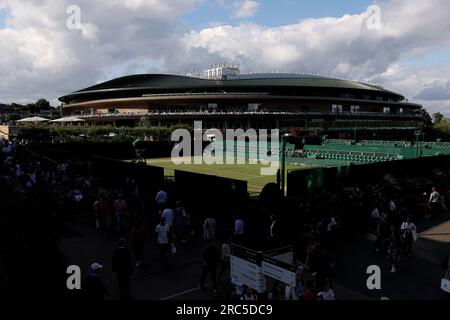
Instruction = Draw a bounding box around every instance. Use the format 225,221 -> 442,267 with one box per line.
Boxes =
146,157 -> 349,194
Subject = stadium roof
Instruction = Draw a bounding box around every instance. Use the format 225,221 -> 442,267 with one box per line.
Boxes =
59,74 -> 405,103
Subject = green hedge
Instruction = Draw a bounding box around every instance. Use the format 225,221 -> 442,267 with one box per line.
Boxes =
17,124 -> 192,143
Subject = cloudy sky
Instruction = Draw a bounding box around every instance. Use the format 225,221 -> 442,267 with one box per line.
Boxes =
0,0 -> 449,114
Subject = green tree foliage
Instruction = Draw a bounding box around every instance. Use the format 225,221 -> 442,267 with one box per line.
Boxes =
434,118 -> 450,136
3,99 -> 52,113
138,116 -> 151,127
433,112 -> 444,124
7,114 -> 21,122
416,108 -> 433,127
17,124 -> 192,143
35,99 -> 51,111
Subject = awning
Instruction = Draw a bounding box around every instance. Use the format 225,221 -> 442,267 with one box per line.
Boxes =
17,116 -> 50,123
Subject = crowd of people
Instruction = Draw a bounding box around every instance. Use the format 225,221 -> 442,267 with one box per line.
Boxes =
1,136 -> 450,300
370,190 -> 446,273
59,175 -> 450,300
0,137 -> 86,297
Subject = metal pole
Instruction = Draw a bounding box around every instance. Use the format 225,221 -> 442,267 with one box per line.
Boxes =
281,137 -> 286,196
416,133 -> 419,158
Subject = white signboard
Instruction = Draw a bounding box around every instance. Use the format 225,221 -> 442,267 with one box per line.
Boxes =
262,260 -> 296,287
230,255 -> 266,293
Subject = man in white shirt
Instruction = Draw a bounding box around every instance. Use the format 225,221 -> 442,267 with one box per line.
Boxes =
155,217 -> 170,267
429,187 -> 441,203
401,216 -> 417,256
429,187 -> 442,217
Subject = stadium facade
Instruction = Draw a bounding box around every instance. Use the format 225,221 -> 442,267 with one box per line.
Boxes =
59,65 -> 423,133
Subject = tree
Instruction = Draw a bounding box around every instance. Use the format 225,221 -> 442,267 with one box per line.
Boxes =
10,103 -> 25,110
434,118 -> 450,137
35,99 -> 51,111
26,103 -> 37,113
433,112 -> 444,124
138,116 -> 151,127
7,114 -> 21,122
416,109 -> 433,127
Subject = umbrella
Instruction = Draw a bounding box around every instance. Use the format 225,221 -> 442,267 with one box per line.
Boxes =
17,116 -> 50,123
51,116 -> 85,123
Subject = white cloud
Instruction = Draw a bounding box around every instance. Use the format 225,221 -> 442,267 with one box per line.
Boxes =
378,64 -> 450,115
232,0 -> 260,19
0,0 -> 202,104
183,0 -> 450,114
0,0 -> 449,116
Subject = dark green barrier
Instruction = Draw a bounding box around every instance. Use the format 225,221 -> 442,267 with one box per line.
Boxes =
25,141 -> 174,160
174,170 -> 248,229
287,155 -> 450,199
91,156 -> 164,189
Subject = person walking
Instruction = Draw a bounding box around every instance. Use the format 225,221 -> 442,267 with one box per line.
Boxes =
401,216 -> 417,256
130,221 -> 146,267
200,240 -> 220,296
83,262 -> 107,300
112,239 -> 133,300
203,216 -> 216,242
155,217 -> 170,267
429,187 -> 442,217
234,216 -> 245,244
217,237 -> 231,284
155,189 -> 168,213
113,194 -> 128,234
161,206 -> 175,230
97,193 -> 110,235
174,201 -> 188,242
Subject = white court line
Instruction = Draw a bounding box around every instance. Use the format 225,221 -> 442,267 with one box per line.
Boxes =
160,286 -> 201,300
160,283 -> 211,301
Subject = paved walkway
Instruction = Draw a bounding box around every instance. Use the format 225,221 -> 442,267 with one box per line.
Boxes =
60,222 -> 208,300
59,212 -> 450,300
330,212 -> 450,300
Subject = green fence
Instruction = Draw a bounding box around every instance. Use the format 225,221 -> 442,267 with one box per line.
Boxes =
91,156 -> 164,189
287,155 -> 450,199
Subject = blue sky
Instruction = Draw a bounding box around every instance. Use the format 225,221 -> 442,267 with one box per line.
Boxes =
183,0 -> 375,29
0,8 -> 8,28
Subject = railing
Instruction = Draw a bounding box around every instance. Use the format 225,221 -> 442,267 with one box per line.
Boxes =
77,110 -> 422,118
360,140 -> 412,148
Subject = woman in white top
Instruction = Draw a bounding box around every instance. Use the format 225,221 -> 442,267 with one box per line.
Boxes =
401,216 -> 417,256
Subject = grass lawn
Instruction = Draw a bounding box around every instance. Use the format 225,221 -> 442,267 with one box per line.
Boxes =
147,157 -> 318,194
